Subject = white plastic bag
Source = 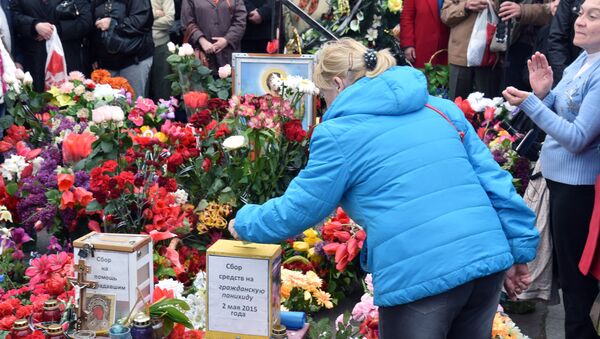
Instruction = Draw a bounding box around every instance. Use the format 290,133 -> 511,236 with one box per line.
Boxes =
466,0 -> 499,67
45,28 -> 68,90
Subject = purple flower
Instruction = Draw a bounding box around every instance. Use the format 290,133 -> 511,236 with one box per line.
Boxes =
10,228 -> 32,246
314,241 -> 325,256
492,150 -> 507,165
47,236 -> 63,252
74,170 -> 90,189
12,249 -> 24,260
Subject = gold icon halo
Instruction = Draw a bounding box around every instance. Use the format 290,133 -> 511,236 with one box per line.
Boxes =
260,67 -> 288,93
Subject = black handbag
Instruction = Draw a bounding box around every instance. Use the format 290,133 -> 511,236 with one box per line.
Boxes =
56,0 -> 79,20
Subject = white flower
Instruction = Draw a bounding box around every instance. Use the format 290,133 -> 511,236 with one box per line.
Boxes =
93,84 -> 119,100
111,107 -> 124,121
0,206 -> 12,223
22,72 -> 33,86
14,68 -> 25,80
193,271 -> 207,290
31,157 -> 44,176
0,154 -> 28,181
492,97 -> 504,107
3,73 -> 16,85
222,135 -> 246,150
366,28 -> 378,42
185,292 -> 207,329
372,15 -> 382,28
283,75 -> 302,91
156,278 -> 185,299
350,19 -> 360,32
167,41 -> 176,53
172,189 -> 189,206
298,79 -> 319,95
218,64 -> 232,79
179,43 -> 194,57
74,85 -> 86,96
77,108 -> 90,119
356,11 -> 364,21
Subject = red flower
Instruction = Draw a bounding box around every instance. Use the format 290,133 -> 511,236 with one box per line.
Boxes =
60,190 -> 75,210
57,173 -> 75,192
214,123 -> 230,139
62,132 -> 96,164
166,153 -> 184,173
202,158 -> 211,172
283,119 -> 306,142
454,97 -> 476,122
88,220 -> 101,233
0,315 -> 16,331
73,187 -> 93,207
44,274 -> 66,296
0,302 -> 12,317
189,109 -> 212,127
101,160 -> 119,173
266,39 -> 279,54
153,287 -> 175,302
183,92 -> 209,110
15,304 -> 34,319
359,315 -> 379,339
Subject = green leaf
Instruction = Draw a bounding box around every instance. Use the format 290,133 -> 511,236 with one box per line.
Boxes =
45,189 -> 61,204
6,183 -> 18,196
101,141 -> 114,153
86,200 -> 103,212
0,115 -> 14,129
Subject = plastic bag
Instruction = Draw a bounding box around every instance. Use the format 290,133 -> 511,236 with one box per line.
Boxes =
466,0 -> 499,67
45,28 -> 68,90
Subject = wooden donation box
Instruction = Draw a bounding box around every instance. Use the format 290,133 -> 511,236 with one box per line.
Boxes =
73,232 -> 153,330
206,240 -> 282,339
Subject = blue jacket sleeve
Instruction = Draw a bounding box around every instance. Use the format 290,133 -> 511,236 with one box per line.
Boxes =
234,124 -> 351,244
519,78 -> 600,153
446,103 -> 539,264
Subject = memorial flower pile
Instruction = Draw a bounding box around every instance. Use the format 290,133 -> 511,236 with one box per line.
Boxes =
280,268 -> 333,313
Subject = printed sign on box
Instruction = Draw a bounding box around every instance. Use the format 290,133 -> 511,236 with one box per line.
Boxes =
206,240 -> 282,339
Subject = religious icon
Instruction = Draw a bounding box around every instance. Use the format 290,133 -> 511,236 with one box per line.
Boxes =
83,294 -> 116,332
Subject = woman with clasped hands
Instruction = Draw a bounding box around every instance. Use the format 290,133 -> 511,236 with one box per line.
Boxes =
229,38 -> 539,338
503,1 -> 600,337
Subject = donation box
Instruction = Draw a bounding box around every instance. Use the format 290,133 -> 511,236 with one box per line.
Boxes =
206,240 -> 282,339
73,232 -> 153,330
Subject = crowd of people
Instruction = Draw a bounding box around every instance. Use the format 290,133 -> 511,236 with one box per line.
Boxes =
0,0 -> 271,99
1,0 -> 600,338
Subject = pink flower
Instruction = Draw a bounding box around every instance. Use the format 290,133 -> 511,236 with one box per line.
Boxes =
365,274 -> 373,294
59,81 -> 74,94
135,97 -> 158,115
335,314 -> 346,330
68,71 -> 86,82
218,64 -> 232,79
352,294 -> 377,322
25,256 -> 50,286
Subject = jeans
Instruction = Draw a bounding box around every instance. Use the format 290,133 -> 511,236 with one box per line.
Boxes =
109,56 -> 153,98
379,271 -> 505,339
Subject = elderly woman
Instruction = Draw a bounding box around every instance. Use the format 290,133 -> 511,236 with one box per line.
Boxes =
503,1 -> 600,337
181,0 -> 246,74
230,38 -> 539,339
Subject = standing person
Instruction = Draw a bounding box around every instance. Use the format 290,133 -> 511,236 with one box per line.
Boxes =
229,38 -> 539,339
548,0 -> 584,84
91,0 -> 154,97
150,0 -> 175,100
441,0 -> 502,99
11,0 -> 93,92
181,0 -> 246,75
400,0 -> 449,68
503,2 -> 600,338
241,0 -> 271,53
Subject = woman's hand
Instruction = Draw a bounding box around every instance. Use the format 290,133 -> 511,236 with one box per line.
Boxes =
504,264 -> 532,300
199,37 -> 215,53
498,1 -> 522,21
228,219 -> 240,240
503,86 -> 530,106
95,17 -> 112,31
212,37 -> 228,53
528,52 -> 553,99
465,0 -> 489,12
35,22 -> 54,40
404,47 -> 416,63
153,9 -> 165,18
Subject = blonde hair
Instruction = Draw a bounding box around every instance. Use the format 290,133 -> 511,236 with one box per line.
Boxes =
313,38 -> 397,90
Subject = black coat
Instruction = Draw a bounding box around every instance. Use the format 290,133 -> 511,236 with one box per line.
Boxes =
243,0 -> 271,41
91,0 -> 154,71
11,0 -> 93,91
548,0 -> 583,85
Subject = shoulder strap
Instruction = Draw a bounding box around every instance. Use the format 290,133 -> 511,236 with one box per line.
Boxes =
425,104 -> 465,141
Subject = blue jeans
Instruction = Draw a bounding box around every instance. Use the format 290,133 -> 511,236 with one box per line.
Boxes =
379,271 -> 505,339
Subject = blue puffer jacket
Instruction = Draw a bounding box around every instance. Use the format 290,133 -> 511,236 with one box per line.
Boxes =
234,66 -> 539,307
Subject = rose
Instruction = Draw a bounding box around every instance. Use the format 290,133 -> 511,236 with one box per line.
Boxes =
23,72 -> 33,86
15,68 -> 25,80
283,119 -> 306,142
218,64 -> 232,79
167,41 -> 176,53
222,135 -> 246,150
387,0 -> 403,12
178,43 -> 194,57
183,91 -> 209,110
62,132 -> 97,164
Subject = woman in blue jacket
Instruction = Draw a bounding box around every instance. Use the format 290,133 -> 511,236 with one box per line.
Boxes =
231,38 -> 539,338
503,1 -> 600,337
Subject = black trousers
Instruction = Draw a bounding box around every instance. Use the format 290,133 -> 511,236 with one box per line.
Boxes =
448,64 -> 502,100
379,271 -> 504,339
547,179 -> 599,339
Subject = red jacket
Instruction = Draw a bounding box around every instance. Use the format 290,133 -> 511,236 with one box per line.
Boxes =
580,174 -> 600,280
399,0 -> 449,68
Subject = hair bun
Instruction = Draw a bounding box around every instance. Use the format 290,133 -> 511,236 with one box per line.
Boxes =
364,49 -> 377,71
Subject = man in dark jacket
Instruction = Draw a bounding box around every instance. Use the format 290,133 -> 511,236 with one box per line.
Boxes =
241,0 -> 272,53
92,0 -> 154,97
548,0 -> 583,85
11,0 -> 93,91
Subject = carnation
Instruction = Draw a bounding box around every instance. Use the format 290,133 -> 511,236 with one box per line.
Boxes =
0,154 -> 28,181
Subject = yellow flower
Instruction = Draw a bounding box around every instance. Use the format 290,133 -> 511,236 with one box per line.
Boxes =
140,126 -> 150,133
155,132 -> 168,143
293,241 -> 309,252
387,0 -> 403,13
0,206 -> 12,222
308,248 -> 323,265
313,289 -> 334,309
280,283 -> 291,299
304,290 -> 312,301
303,229 -> 318,238
302,228 -> 322,247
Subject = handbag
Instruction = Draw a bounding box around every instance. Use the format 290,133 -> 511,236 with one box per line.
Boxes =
466,0 -> 499,67
56,0 -> 79,20
182,23 -> 210,68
